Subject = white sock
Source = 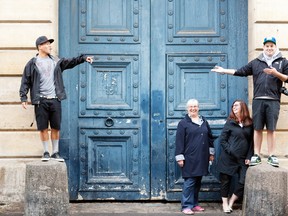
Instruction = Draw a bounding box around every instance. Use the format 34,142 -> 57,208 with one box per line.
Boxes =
52,139 -> 59,154
42,141 -> 49,153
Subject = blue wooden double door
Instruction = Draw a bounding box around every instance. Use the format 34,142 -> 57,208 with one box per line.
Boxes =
59,0 -> 248,200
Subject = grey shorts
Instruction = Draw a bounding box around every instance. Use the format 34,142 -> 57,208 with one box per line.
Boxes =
252,99 -> 280,131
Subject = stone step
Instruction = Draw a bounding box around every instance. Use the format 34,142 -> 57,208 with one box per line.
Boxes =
279,157 -> 288,170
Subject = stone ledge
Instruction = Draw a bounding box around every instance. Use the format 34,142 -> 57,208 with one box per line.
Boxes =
24,160 -> 69,216
242,163 -> 288,216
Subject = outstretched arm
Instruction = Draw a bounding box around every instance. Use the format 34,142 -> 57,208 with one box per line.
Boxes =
60,55 -> 94,70
211,66 -> 236,75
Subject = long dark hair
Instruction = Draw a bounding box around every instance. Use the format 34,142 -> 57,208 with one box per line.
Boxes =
228,99 -> 253,126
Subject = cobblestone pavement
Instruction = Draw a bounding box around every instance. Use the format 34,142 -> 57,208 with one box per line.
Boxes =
0,201 -> 242,216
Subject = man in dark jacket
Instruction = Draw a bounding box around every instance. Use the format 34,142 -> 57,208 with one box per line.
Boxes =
211,37 -> 288,167
19,36 -> 93,162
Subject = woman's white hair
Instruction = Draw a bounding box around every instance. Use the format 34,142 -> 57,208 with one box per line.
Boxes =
186,99 -> 199,107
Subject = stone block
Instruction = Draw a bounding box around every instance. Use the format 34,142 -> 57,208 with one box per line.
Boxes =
0,50 -> 34,75
24,160 -> 69,216
0,159 -> 33,203
0,105 -> 35,130
242,163 -> 288,216
0,132 -> 42,157
0,77 -> 21,103
0,0 -> 57,20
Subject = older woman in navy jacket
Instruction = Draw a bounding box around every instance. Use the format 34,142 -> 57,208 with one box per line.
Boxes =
175,99 -> 214,215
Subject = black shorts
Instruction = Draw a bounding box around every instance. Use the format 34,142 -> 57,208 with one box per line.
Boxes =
34,98 -> 62,131
252,99 -> 280,131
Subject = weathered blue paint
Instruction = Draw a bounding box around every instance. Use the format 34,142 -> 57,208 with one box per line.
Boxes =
59,0 -> 248,201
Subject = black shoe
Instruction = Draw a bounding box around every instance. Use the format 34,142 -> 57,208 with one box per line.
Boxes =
51,152 -> 64,162
41,152 -> 50,162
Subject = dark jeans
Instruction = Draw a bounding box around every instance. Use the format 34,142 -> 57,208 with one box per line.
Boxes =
181,176 -> 202,210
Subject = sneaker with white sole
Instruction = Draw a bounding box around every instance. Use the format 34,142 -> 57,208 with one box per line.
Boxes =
41,151 -> 50,162
267,155 -> 279,167
51,152 -> 64,162
249,154 -> 261,166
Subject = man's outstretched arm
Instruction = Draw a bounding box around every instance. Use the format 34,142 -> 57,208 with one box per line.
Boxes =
211,66 -> 236,75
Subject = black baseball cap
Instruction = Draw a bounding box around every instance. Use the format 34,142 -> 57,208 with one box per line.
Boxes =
35,36 -> 54,47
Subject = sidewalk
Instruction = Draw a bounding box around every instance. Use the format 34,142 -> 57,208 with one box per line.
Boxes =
0,201 -> 242,216
70,201 -> 242,216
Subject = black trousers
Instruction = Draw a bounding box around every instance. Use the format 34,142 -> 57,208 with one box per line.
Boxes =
219,172 -> 244,198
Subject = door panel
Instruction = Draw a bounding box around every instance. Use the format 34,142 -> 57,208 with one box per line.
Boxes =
59,0 -> 248,201
166,53 -> 228,117
79,0 -> 140,44
78,128 -> 145,199
78,54 -> 141,117
167,0 -> 227,45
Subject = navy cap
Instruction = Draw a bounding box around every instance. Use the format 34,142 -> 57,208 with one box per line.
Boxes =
263,37 -> 276,45
35,36 -> 54,47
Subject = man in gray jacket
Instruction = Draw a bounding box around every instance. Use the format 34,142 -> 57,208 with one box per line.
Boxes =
211,37 -> 288,167
20,36 -> 93,162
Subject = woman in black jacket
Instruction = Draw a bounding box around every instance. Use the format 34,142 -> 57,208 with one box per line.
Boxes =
217,100 -> 253,213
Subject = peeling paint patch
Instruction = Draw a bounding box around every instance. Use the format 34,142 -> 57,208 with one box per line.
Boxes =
77,194 -> 83,200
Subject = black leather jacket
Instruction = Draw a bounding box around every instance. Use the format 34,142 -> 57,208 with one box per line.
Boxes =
19,54 -> 86,105
234,52 -> 288,101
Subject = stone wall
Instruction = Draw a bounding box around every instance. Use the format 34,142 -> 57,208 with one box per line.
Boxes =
0,0 -> 58,157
